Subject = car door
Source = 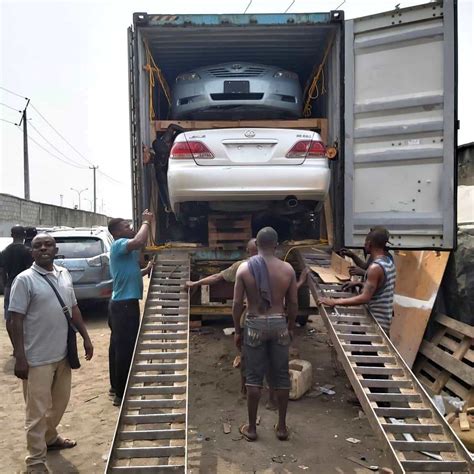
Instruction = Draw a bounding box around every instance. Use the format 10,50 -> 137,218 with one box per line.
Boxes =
344,0 -> 456,249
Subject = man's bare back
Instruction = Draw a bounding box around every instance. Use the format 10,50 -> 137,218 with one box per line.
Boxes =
237,256 -> 296,315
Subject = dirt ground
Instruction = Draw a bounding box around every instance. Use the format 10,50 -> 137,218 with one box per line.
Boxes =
0,294 -> 390,473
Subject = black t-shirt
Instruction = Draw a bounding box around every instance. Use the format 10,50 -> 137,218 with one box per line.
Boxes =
1,243 -> 33,286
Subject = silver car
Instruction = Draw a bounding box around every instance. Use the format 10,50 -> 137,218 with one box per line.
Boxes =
171,62 -> 302,120
51,227 -> 113,303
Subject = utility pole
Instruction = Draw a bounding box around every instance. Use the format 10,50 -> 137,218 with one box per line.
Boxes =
60,194 -> 64,206
89,165 -> 98,213
70,187 -> 88,210
19,99 -> 31,200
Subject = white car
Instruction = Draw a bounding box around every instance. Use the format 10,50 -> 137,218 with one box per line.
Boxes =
168,128 -> 330,219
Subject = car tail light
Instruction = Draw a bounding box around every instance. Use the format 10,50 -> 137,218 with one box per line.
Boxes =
170,141 -> 214,160
286,140 -> 326,158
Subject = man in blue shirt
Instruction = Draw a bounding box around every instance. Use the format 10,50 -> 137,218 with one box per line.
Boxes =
107,210 -> 153,406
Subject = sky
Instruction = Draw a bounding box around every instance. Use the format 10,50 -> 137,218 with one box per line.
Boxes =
1,0 -> 472,219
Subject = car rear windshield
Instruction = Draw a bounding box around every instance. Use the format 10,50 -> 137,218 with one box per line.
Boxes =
54,237 -> 104,259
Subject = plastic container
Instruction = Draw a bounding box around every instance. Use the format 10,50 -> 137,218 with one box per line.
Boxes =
289,359 -> 313,400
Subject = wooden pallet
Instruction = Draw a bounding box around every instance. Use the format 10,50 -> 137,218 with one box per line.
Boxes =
414,313 -> 474,406
208,214 -> 252,250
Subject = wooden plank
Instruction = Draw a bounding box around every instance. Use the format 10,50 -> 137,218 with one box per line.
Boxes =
367,393 -> 422,403
115,446 -> 185,459
390,251 -> 449,368
338,333 -> 382,342
110,466 -> 184,473
360,379 -> 413,388
374,407 -> 433,418
435,313 -> 474,338
342,344 -> 389,352
119,429 -> 186,441
419,341 -> 474,386
123,413 -> 186,424
354,366 -> 404,376
348,355 -> 396,364
459,412 -> 470,431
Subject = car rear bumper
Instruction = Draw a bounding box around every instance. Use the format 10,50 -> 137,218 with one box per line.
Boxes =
73,279 -> 113,301
168,161 -> 330,211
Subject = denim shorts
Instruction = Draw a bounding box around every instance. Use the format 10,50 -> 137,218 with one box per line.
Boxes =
244,315 -> 290,390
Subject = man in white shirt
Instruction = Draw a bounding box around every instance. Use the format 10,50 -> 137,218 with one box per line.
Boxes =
9,233 -> 93,473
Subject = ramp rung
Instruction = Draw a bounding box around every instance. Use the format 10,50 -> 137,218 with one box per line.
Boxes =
135,351 -> 187,360
382,423 -> 443,434
131,374 -> 186,383
119,429 -> 185,441
110,466 -> 185,473
401,460 -> 468,472
374,407 -> 433,418
138,342 -> 187,350
128,386 -> 186,396
338,333 -> 382,342
146,316 -> 188,323
142,333 -> 187,341
147,308 -> 188,315
332,324 -> 373,332
341,344 -> 388,352
348,355 -> 396,363
143,323 -> 188,331
391,440 -> 455,452
360,379 -> 413,388
367,393 -> 422,403
123,413 -> 185,424
134,363 -> 187,372
354,366 -> 404,376
115,446 -> 185,459
126,399 -> 186,409
329,315 -> 371,324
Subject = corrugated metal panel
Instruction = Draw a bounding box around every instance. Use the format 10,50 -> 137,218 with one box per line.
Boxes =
344,0 -> 456,249
136,14 -> 339,85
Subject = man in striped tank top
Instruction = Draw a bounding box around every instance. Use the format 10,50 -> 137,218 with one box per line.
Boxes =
319,228 -> 396,335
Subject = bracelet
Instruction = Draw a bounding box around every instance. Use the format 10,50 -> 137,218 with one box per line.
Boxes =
142,221 -> 151,226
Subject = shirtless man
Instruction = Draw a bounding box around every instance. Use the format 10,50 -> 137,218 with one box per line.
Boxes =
233,227 -> 297,442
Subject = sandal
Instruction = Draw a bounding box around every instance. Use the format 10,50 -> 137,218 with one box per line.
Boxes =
274,423 -> 289,441
47,436 -> 77,451
239,423 -> 257,442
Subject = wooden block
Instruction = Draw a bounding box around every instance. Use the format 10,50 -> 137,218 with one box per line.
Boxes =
435,313 -> 474,339
190,320 -> 202,329
459,412 -> 471,431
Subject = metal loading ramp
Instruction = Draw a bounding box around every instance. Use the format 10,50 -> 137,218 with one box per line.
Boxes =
106,253 -> 190,473
297,248 -> 473,474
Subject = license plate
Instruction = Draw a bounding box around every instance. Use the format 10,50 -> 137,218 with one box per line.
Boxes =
224,81 -> 250,94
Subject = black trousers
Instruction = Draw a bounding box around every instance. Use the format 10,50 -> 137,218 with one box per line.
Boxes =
108,299 -> 140,398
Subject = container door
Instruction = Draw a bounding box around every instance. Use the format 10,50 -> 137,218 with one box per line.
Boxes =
344,1 -> 456,249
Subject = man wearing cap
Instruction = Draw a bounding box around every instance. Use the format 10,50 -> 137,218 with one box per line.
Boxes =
319,227 -> 396,334
0,225 -> 33,350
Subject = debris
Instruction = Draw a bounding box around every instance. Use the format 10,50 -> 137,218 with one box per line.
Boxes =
256,415 -> 261,425
84,395 -> 99,403
346,456 -> 378,471
231,436 -> 243,441
319,385 -> 336,396
445,412 -> 457,424
272,456 -> 284,464
223,422 -> 231,434
223,327 -> 235,336
196,434 -> 204,442
346,437 -> 361,444
233,355 -> 241,368
298,466 -> 309,470
101,454 -> 108,462
459,412 -> 471,431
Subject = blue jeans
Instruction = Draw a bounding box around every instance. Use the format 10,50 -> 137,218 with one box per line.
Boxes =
244,316 -> 290,390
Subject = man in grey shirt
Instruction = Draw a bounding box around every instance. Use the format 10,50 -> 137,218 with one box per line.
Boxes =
9,233 -> 94,473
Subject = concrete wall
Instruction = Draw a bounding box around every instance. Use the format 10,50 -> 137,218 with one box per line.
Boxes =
458,142 -> 474,186
0,193 -> 108,236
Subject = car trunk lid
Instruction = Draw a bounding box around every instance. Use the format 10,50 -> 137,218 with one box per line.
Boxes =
180,128 -> 317,166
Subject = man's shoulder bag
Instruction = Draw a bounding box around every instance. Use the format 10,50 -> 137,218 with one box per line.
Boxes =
40,274 -> 81,369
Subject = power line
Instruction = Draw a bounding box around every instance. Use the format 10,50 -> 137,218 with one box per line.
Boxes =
0,102 -> 22,113
284,0 -> 296,13
29,103 -> 95,166
28,121 -> 87,169
0,85 -> 28,100
29,102 -> 124,184
243,0 -> 252,14
0,118 -> 19,125
335,0 -> 346,9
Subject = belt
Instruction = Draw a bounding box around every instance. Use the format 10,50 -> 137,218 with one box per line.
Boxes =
246,314 -> 286,320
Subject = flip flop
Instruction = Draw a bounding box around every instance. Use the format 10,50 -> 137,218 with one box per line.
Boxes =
47,436 -> 77,451
274,423 -> 290,441
239,423 -> 257,442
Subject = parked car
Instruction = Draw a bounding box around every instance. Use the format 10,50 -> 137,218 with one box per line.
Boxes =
171,62 -> 302,120
50,227 -> 113,303
168,128 -> 330,221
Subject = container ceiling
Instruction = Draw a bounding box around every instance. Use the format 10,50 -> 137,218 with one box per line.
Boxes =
137,13 -> 339,87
